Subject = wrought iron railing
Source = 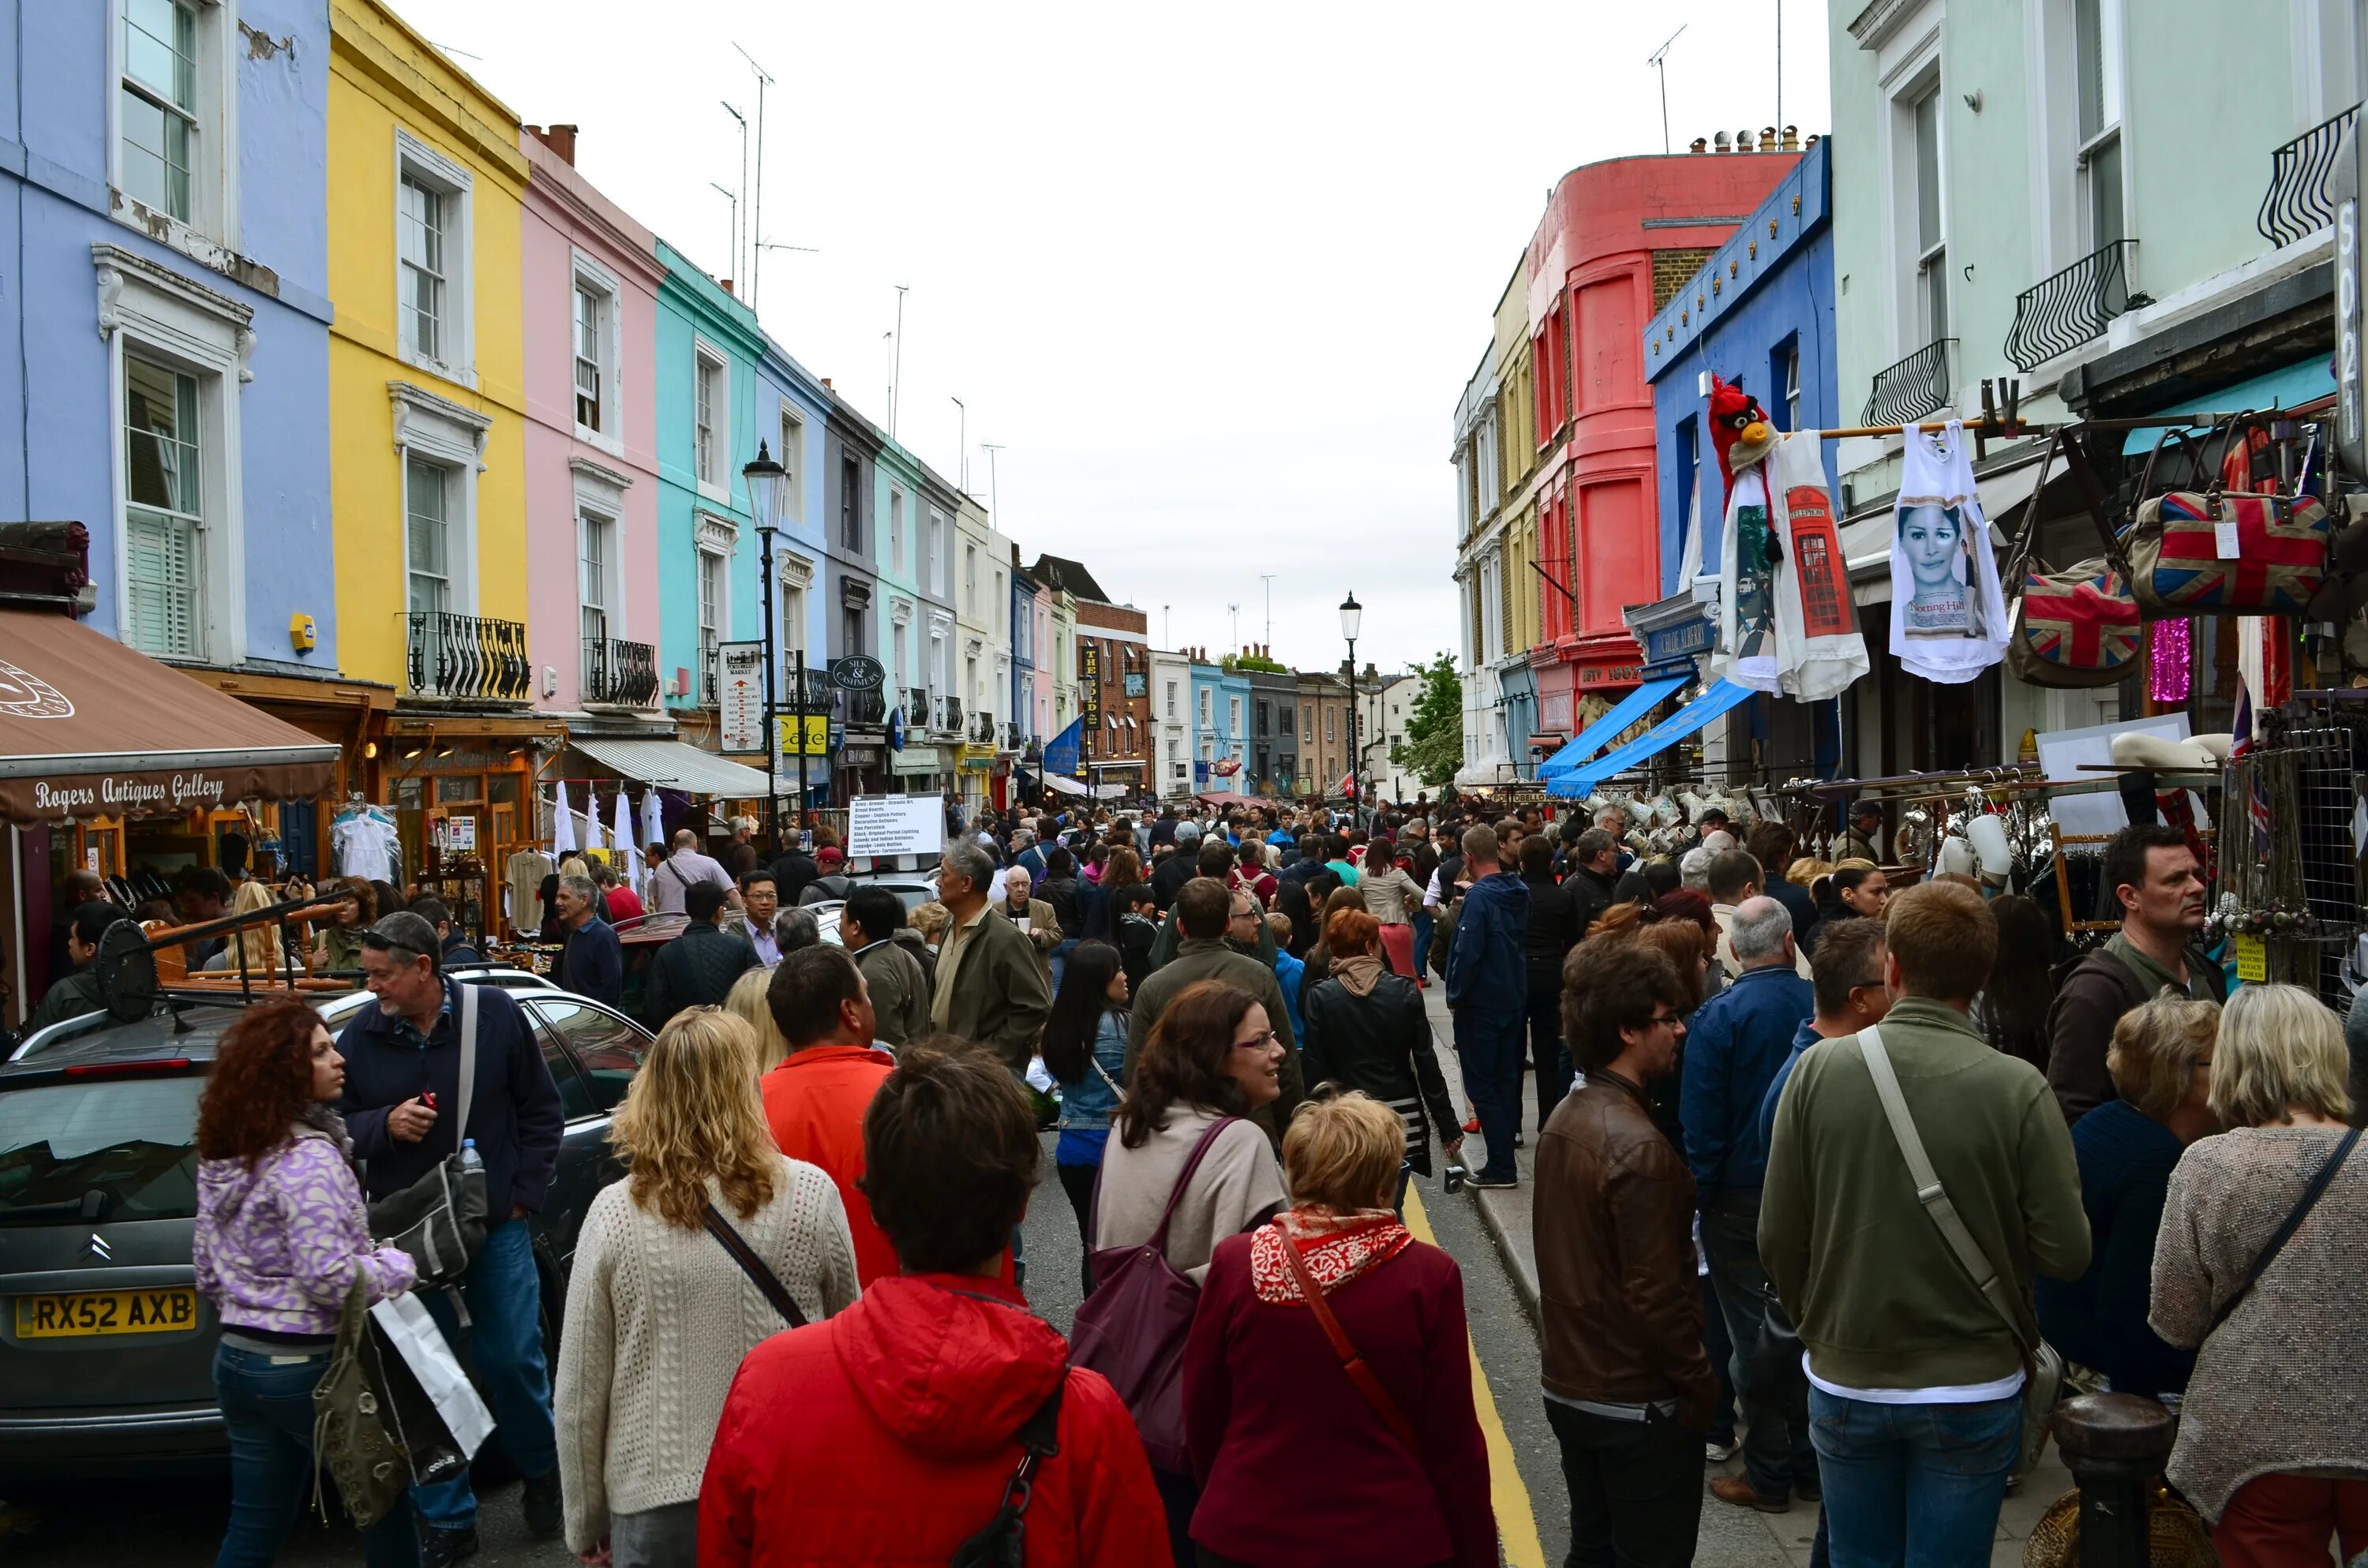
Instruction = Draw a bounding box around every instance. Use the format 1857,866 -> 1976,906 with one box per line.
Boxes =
968,710 -> 998,743
2259,103 -> 2360,246
935,694 -> 964,732
1862,337 -> 1955,425
837,686 -> 886,725
2005,240 -> 2140,371
582,638 -> 660,708
1001,721 -> 1021,750
783,666 -> 833,710
402,612 -> 530,702
699,635 -> 720,706
903,687 -> 928,725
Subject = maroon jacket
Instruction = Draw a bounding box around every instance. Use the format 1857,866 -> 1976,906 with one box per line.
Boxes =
1181,1231 -> 1495,1568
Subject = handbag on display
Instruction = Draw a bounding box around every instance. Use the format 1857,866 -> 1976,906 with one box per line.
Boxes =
2003,430 -> 2145,689
2123,417 -> 2331,617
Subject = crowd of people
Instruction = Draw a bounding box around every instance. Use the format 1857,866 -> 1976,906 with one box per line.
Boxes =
163,788 -> 2368,1568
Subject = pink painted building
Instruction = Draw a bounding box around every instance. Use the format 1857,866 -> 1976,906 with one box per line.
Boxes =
518,125 -> 665,717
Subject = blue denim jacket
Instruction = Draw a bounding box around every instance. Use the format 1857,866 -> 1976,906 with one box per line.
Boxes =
1056,1010 -> 1130,1133
1444,870 -> 1530,1023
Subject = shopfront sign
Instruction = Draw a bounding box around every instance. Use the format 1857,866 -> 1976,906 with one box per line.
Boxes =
828,654 -> 886,691
1641,615 -> 1715,666
847,793 -> 944,859
891,746 -> 942,773
961,744 -> 996,769
1577,664 -> 1645,688
718,642 -> 766,752
1081,642 -> 1102,732
2338,118 -> 2365,477
775,714 -> 829,758
839,745 -> 882,768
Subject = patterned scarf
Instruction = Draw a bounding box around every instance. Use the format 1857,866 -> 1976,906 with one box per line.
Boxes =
1250,1206 -> 1414,1305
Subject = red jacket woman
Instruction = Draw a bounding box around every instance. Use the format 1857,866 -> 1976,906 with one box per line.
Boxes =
1181,1093 -> 1495,1568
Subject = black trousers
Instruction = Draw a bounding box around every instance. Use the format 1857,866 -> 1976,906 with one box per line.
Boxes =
1527,979 -> 1572,1125
1057,1159 -> 1099,1292
1544,1400 -> 1705,1568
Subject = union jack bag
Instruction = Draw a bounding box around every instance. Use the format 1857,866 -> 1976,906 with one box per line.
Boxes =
2003,432 -> 2145,688
2123,417 -> 2330,616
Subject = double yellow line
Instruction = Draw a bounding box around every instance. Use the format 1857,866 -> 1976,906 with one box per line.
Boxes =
1403,1189 -> 1547,1568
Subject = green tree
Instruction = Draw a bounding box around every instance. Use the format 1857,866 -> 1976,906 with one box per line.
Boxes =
1392,653 -> 1463,788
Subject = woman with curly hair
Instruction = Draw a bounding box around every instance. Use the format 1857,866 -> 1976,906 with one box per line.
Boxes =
556,1007 -> 858,1568
193,996 -> 419,1568
309,877 -> 377,973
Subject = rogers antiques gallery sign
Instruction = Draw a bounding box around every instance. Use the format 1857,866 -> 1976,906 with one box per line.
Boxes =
5,765 -> 286,823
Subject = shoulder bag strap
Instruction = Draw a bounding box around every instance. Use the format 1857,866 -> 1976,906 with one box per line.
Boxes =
1146,1116 -> 1240,1252
1855,1027 -> 2033,1355
2209,1127 -> 2360,1333
455,982 -> 478,1151
1278,1238 -> 1424,1461
2000,430 -> 2064,586
702,1201 -> 809,1329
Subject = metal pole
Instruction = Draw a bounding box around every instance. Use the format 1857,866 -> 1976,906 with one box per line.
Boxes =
795,649 -> 810,847
1347,638 -> 1358,818
890,285 -> 908,439
759,523 -> 778,850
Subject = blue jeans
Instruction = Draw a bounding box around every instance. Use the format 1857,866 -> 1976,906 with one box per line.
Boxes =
1411,907 -> 1434,976
213,1342 -> 419,1568
1453,1010 -> 1525,1183
1049,937 -> 1078,994
1807,1386 -> 2019,1568
415,1220 -> 556,1529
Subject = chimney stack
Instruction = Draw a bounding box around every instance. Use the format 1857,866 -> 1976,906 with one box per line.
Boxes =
1780,124 -> 1800,151
1757,126 -> 1778,152
527,123 -> 578,165
1713,130 -> 1732,153
821,377 -> 833,391
720,279 -> 734,296
1689,137 -> 1708,154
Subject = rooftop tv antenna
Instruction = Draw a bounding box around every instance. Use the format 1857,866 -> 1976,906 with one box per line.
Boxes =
1648,25 -> 1686,156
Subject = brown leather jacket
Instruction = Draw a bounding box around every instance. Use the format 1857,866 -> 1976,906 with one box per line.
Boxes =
1534,1068 -> 1719,1428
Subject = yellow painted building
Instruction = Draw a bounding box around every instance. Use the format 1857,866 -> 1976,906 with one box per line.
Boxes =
328,0 -> 529,699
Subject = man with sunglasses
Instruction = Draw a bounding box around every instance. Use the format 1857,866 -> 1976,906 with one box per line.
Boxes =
339,911 -> 567,1565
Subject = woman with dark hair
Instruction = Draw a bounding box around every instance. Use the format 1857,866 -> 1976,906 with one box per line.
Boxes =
1303,885 -> 1374,988
1095,979 -> 1290,1558
1975,893 -> 2056,1071
1098,846 -> 1146,942
1301,908 -> 1463,1196
309,877 -> 378,973
1042,939 -> 1131,1284
193,997 -> 420,1568
699,1044 -> 1166,1567
1276,876 -> 1319,959
1358,836 -> 1426,980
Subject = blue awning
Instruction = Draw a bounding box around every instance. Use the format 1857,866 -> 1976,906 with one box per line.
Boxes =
2120,356 -> 2334,455
1547,678 -> 1757,796
1537,674 -> 1688,777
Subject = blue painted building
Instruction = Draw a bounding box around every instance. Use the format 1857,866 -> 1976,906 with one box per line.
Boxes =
1011,553 -> 1037,747
0,0 -> 339,694
1188,656 -> 1250,795
1640,136 -> 1839,777
1644,135 -> 1837,600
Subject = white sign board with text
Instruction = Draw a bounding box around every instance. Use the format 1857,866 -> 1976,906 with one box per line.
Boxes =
846,794 -> 944,860
718,642 -> 766,753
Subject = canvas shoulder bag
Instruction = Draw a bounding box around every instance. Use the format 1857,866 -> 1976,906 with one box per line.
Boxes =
2003,429 -> 2145,689
1856,1026 -> 2065,1479
367,983 -> 488,1287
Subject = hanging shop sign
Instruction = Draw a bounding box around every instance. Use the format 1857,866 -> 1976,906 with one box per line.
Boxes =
2337,117 -> 2365,477
1081,642 -> 1102,732
828,654 -> 886,691
775,713 -> 829,758
718,641 -> 766,752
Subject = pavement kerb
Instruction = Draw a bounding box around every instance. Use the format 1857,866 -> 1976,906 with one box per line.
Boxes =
1473,1183 -> 1541,1323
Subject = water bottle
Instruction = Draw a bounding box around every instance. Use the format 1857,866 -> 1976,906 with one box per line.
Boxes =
459,1137 -> 483,1173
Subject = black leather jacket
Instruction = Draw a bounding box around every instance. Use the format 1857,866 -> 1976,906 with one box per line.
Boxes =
1299,971 -> 1460,1175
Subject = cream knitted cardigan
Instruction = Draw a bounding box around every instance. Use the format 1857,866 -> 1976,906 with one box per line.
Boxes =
554,1155 -> 860,1553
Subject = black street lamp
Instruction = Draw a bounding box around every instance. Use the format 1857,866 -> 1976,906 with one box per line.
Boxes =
743,441 -> 786,849
1339,590 -> 1362,820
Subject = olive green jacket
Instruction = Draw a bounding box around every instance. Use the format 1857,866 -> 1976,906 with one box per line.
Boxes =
852,938 -> 931,1048
929,904 -> 1054,1072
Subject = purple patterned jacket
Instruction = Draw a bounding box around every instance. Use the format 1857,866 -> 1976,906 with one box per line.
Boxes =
193,1127 -> 417,1335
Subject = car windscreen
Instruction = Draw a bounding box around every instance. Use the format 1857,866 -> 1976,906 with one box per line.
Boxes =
0,1076 -> 204,1222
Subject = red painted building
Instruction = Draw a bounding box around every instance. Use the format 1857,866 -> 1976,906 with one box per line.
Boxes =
1524,145 -> 1798,739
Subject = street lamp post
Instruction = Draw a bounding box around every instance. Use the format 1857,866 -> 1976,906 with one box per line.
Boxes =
1339,590 -> 1362,823
743,442 -> 785,849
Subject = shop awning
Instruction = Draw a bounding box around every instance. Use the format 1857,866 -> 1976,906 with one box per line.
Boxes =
1547,678 -> 1757,796
1040,772 -> 1092,796
568,735 -> 771,798
1537,674 -> 1688,777
0,610 -> 339,823
2120,357 -> 2334,455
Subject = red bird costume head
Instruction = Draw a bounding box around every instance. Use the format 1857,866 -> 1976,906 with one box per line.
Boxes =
1708,375 -> 1778,491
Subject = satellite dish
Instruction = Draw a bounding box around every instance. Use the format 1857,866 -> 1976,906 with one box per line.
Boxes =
94,919 -> 159,1023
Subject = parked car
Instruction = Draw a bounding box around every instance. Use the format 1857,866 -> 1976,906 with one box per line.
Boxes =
0,978 -> 646,1480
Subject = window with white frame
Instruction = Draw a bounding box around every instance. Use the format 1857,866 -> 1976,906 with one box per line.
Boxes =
894,621 -> 909,698
889,490 -> 905,572
122,353 -> 204,658
697,548 -> 724,694
1327,707 -> 1337,743
965,544 -> 977,615
1166,680 -> 1178,718
118,0 -> 199,225
1199,687 -> 1212,726
693,343 -> 728,494
779,554 -> 811,668
405,455 -> 451,616
2074,0 -> 2124,253
395,133 -> 473,383
1784,340 -> 1802,432
1909,81 -> 1947,343
927,510 -> 946,593
571,259 -> 622,446
1229,697 -> 1242,735
777,408 -> 803,523
579,506 -> 616,649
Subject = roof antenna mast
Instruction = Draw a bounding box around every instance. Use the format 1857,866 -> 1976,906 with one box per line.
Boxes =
1648,24 -> 1686,156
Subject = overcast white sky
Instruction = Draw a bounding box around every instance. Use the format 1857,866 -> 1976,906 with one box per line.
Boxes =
389,0 -> 1830,674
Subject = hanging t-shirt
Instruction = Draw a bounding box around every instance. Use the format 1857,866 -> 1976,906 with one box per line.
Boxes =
505,849 -> 553,937
332,812 -> 400,882
1716,466 -> 1782,694
1889,421 -> 2009,684
1767,432 -> 1870,702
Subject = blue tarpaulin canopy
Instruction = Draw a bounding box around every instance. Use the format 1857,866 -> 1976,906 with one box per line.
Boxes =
1537,673 -> 1688,778
1546,678 -> 1757,796
2119,356 -> 2333,455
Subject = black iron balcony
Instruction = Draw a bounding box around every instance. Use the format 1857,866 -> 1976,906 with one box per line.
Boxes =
2006,240 -> 2141,371
968,710 -> 998,744
583,638 -> 659,708
782,665 -> 833,711
700,638 -> 720,706
1001,720 -> 1021,750
403,612 -> 530,703
837,686 -> 886,725
935,694 -> 964,732
904,687 -> 928,725
2259,103 -> 2360,247
1862,338 -> 1955,425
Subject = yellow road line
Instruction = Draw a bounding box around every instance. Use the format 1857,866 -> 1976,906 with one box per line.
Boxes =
1405,1189 -> 1547,1568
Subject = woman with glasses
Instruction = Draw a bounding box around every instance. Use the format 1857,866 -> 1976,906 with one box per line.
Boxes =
556,1007 -> 858,1568
1093,979 -> 1290,1564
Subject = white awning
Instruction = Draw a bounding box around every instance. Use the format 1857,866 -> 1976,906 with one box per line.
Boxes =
1039,772 -> 1091,796
569,736 -> 773,797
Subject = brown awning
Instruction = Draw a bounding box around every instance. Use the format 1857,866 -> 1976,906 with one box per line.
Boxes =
0,611 -> 340,823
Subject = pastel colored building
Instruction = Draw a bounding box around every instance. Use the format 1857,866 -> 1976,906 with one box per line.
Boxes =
517,125 -> 664,727
822,398 -> 886,799
1152,646 -> 1193,796
752,332 -> 833,789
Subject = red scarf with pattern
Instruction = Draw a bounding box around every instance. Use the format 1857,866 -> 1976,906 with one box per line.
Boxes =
1249,1207 -> 1414,1305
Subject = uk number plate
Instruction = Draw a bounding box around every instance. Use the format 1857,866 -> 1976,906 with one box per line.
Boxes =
13,1287 -> 199,1338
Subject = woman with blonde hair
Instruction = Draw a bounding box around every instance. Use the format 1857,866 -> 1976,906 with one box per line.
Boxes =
1182,1090 -> 1496,1568
2150,982 -> 2368,1564
556,1008 -> 859,1568
723,966 -> 788,1069
201,881 -> 299,977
